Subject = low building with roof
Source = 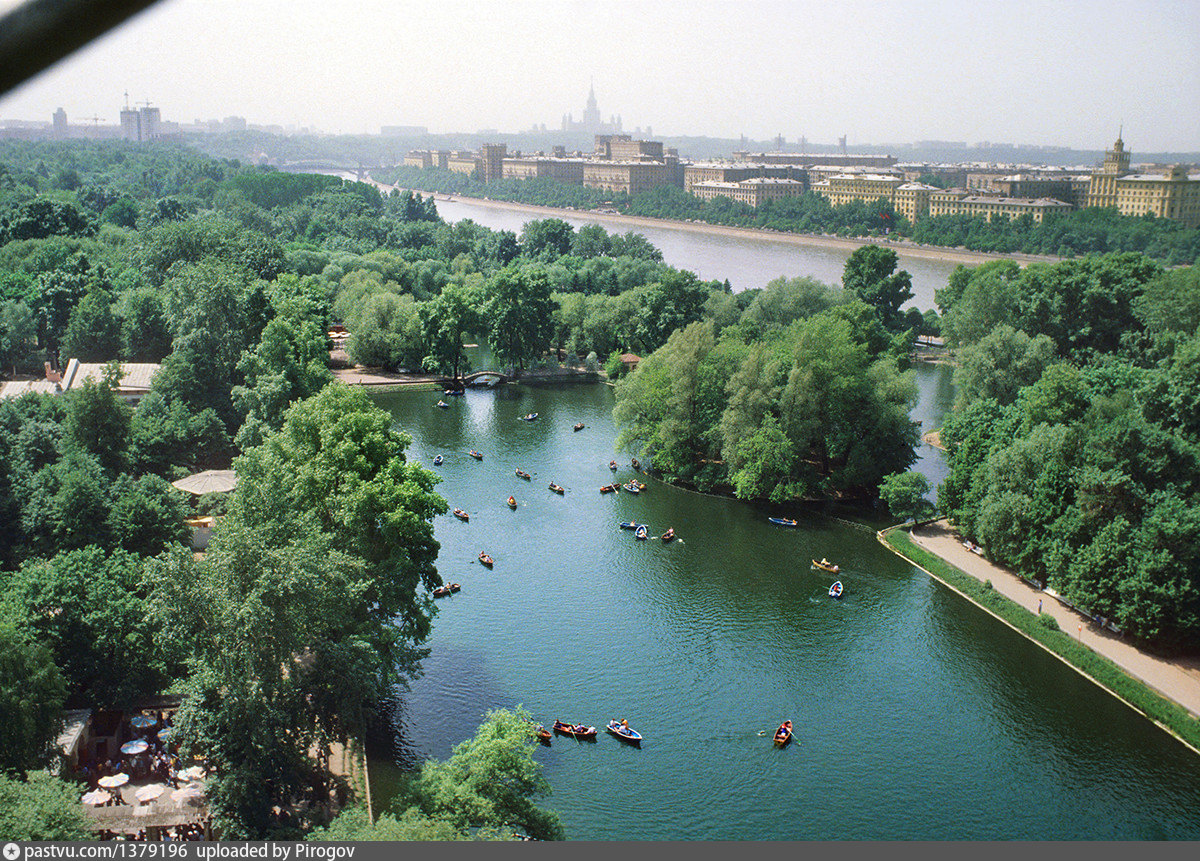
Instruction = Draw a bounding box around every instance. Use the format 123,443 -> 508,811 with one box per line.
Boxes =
1,359 -> 159,402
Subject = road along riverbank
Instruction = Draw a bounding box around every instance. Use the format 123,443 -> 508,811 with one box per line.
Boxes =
881,520 -> 1200,755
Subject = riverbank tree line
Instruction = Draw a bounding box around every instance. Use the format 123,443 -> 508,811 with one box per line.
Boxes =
374,164 -> 1200,265
0,140 -> 568,839
936,253 -> 1200,650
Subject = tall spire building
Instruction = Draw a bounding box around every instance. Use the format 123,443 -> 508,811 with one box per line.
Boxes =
561,84 -> 622,135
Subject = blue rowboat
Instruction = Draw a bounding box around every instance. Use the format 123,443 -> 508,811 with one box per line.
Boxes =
606,720 -> 643,745
768,517 -> 797,527
829,581 -> 844,599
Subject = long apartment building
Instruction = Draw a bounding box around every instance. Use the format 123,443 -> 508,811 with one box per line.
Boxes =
683,162 -> 806,193
928,190 -> 1072,223
691,177 -> 807,207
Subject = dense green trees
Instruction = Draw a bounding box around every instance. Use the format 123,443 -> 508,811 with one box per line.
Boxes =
615,300 -> 919,500
0,620 -> 66,775
0,772 -> 91,840
312,709 -> 561,841
150,385 -> 447,837
938,253 -> 1200,648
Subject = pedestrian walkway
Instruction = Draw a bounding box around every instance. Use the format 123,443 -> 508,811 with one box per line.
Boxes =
909,520 -> 1200,718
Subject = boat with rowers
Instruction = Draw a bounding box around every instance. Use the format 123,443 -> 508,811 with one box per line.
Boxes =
478,552 -> 494,567
520,412 -> 539,421
623,481 -> 641,494
432,583 -> 460,598
812,558 -> 840,573
548,482 -> 565,494
468,450 -> 483,460
606,720 -> 642,745
453,509 -> 469,521
608,460 -> 618,471
553,720 -> 597,740
774,720 -> 793,746
768,517 -> 797,527
573,422 -> 584,432
600,483 -> 620,494
515,468 -> 532,480
433,455 -> 443,466
829,581 -> 844,599
507,495 -> 517,509
661,528 -> 675,542
619,521 -> 642,530
436,400 -> 449,409
635,525 -> 648,540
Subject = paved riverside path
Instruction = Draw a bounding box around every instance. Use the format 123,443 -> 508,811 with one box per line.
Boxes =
907,520 -> 1200,720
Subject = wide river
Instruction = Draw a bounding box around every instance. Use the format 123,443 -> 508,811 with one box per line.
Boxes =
363,200 -> 1200,840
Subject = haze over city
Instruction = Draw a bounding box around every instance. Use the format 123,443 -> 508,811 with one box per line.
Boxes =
1,0 -> 1198,151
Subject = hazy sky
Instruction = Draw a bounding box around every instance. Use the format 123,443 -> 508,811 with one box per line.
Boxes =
1,0 -> 1198,151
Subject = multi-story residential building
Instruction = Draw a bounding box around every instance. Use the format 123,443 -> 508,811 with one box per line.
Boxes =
1086,136 -> 1200,228
480,143 -> 507,183
928,190 -> 1070,223
683,162 -> 805,193
446,152 -> 482,177
993,175 -> 1077,206
812,173 -> 905,208
691,177 -> 807,207
583,161 -> 675,196
502,156 -> 587,183
893,182 -> 941,223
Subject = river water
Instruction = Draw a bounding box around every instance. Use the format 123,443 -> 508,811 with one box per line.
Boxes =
433,197 -> 963,309
363,199 -> 1200,840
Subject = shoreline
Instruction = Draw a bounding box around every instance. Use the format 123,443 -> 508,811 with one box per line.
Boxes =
881,520 -> 1200,753
370,176 -> 1062,269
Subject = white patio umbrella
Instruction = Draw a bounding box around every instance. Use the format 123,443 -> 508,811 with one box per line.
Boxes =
171,470 -> 237,496
120,739 -> 149,755
98,773 -> 130,788
135,784 -> 166,803
171,785 -> 205,805
179,765 -> 206,781
81,789 -> 111,806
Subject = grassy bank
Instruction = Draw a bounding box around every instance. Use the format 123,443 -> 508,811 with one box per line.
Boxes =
882,527 -> 1200,754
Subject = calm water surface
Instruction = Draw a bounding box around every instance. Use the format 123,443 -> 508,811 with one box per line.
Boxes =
367,378 -> 1200,840
434,197 -> 961,309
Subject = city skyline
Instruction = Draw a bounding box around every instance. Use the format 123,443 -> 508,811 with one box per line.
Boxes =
0,0 -> 1197,151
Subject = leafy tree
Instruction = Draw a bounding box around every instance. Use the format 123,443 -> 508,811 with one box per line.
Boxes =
0,772 -> 91,840
840,245 -> 914,332
309,806 -> 472,841
108,473 -> 190,556
117,287 -> 172,362
229,384 -> 447,670
1,197 -> 96,242
233,302 -> 333,450
422,279 -> 482,379
519,218 -> 575,259
62,366 -> 132,474
953,324 -> 1057,408
403,708 -> 564,840
21,450 -> 114,555
9,547 -> 161,706
0,299 -> 38,375
0,620 -> 66,775
879,471 -> 934,523
485,266 -> 555,373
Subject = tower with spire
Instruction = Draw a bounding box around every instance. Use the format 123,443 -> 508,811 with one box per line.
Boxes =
561,82 -> 622,135
1088,129 -> 1133,209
